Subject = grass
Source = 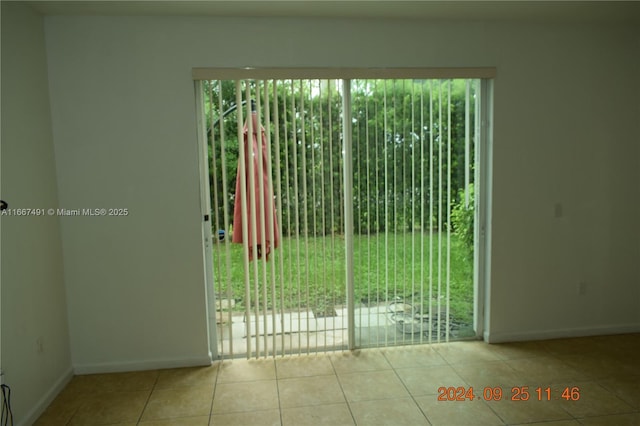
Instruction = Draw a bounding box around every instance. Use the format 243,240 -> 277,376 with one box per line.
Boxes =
211,232 -> 474,325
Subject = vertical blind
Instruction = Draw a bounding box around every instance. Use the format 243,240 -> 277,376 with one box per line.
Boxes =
203,77 -> 480,359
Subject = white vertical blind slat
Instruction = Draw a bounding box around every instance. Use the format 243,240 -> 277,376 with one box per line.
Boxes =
410,81 -> 417,344
437,81 -> 443,343
260,81 -> 277,357
383,82 -> 390,348
465,79 -> 471,209
243,82 -> 260,358
299,80 -> 311,355
271,81 -> 286,357
207,83 -> 223,356
446,80 -> 452,343
290,80 -> 302,355
342,79 -> 355,350
428,81 -> 434,344
252,82 -> 269,357
234,80 -> 252,358
284,82 -> 295,354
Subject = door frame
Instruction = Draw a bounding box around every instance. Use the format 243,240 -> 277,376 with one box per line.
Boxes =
476,78 -> 494,342
194,80 -> 218,360
193,69 -> 494,356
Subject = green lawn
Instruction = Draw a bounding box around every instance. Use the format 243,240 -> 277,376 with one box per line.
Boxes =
212,232 -> 473,325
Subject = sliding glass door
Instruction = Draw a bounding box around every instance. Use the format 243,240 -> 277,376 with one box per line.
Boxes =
196,72 -> 489,359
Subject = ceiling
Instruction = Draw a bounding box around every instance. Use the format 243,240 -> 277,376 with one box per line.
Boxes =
26,1 -> 640,24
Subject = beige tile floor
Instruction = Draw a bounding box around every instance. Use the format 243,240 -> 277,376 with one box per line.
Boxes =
35,333 -> 640,425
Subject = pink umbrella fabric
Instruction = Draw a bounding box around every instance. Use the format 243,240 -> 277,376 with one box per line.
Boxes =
232,111 -> 279,261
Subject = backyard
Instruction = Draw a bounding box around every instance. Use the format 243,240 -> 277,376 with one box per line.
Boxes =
205,77 -> 479,354
212,231 -> 473,327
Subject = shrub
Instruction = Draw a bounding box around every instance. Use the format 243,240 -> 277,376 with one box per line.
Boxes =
451,184 -> 475,252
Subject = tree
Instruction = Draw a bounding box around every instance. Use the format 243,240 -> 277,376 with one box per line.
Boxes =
205,78 -> 478,239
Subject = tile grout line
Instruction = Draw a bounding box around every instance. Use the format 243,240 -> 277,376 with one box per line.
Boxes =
134,370 -> 160,425
208,360 -> 222,425
381,349 -> 435,425
274,358 -> 285,426
328,352 -> 359,426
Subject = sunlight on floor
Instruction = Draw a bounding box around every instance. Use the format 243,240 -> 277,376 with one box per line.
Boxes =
35,333 -> 640,425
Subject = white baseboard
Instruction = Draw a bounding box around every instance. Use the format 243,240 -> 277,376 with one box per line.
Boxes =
484,323 -> 640,344
20,366 -> 74,426
73,355 -> 213,375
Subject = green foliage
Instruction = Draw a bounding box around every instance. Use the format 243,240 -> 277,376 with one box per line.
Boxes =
205,79 -> 479,238
451,184 -> 475,252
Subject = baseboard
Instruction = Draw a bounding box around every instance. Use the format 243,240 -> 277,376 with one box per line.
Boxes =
73,355 -> 213,375
20,366 -> 74,426
484,323 -> 640,344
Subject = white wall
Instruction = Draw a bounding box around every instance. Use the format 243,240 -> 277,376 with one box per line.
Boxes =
488,24 -> 640,341
42,14 -> 640,372
0,2 -> 72,423
44,16 -> 215,374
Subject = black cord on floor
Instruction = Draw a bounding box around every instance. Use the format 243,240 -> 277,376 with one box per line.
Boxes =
1,384 -> 13,426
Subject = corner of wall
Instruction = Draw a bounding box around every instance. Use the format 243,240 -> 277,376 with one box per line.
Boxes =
1,1 -> 72,422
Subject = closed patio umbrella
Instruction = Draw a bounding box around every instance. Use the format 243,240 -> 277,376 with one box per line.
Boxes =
232,102 -> 279,261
